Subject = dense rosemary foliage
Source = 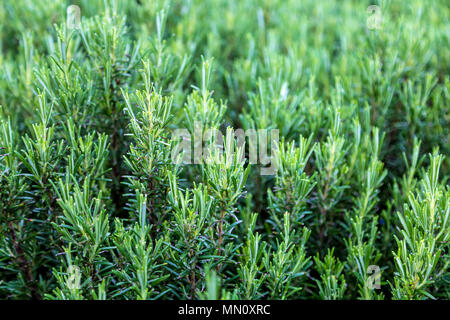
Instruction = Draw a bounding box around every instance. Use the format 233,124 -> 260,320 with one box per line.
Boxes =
0,0 -> 448,300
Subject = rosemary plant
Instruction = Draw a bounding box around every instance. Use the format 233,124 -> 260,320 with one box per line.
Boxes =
0,0 -> 448,300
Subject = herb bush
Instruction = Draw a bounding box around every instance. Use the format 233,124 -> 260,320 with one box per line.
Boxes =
0,0 -> 448,300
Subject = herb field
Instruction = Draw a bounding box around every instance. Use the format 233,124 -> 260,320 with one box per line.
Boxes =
0,0 -> 448,300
